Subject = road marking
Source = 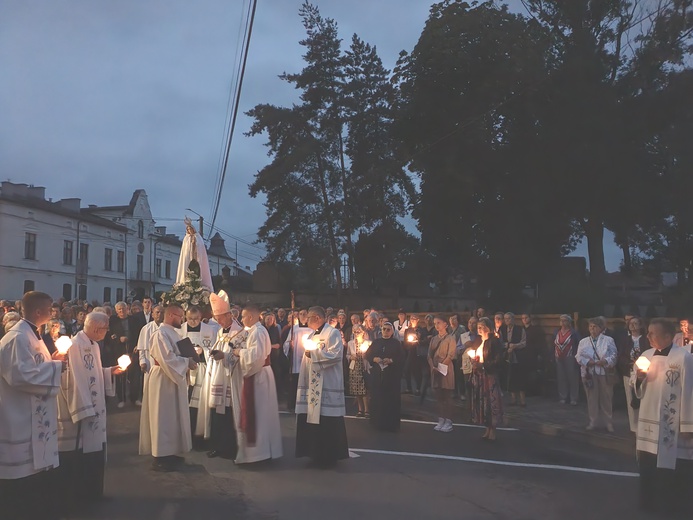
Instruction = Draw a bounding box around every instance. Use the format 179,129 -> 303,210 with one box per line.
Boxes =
279,411 -> 518,431
349,448 -> 639,478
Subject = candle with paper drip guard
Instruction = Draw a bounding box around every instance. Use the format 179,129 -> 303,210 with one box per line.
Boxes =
407,334 -> 416,343
359,340 -> 371,353
303,338 -> 318,351
635,356 -> 650,372
468,347 -> 483,363
55,336 -> 72,354
117,354 -> 132,370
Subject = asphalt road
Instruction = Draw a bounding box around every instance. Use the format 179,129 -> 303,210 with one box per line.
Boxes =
70,404 -> 654,520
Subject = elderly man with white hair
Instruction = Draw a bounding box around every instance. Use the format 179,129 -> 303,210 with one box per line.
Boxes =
55,312 -> 124,515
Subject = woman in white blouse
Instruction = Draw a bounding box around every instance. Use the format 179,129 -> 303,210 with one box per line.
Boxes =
576,317 -> 618,432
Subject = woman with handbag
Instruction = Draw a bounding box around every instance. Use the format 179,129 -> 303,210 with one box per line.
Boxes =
428,315 -> 457,432
575,317 -> 618,432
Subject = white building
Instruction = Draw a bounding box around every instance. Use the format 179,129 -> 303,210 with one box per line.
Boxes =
0,181 -> 243,303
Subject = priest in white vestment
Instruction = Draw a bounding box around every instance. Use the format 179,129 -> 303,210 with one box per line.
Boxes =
56,312 -> 123,514
203,293 -> 243,459
139,305 -> 197,472
137,305 -> 162,375
0,292 -> 67,519
631,318 -> 693,515
226,304 -> 282,464
295,306 -> 349,468
179,305 -> 216,444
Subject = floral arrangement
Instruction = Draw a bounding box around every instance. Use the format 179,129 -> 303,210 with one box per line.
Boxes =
160,261 -> 211,311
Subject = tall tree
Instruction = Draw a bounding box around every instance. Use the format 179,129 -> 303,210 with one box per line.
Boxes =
395,1 -> 576,302
247,2 -> 415,297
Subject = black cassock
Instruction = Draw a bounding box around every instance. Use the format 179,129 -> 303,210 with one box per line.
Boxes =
366,337 -> 404,432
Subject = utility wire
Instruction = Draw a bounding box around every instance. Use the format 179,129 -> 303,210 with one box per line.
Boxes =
209,0 -> 258,236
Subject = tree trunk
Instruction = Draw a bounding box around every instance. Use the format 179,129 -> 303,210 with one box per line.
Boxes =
584,217 -> 606,288
337,132 -> 355,292
316,154 -> 343,302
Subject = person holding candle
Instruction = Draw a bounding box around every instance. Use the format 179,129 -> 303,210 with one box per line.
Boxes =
674,317 -> 691,351
616,317 -> 651,432
365,322 -> 404,431
460,316 -> 481,408
402,315 -> 424,395
575,317 -> 618,432
429,315 -> 457,432
470,317 -> 505,441
55,311 -> 125,515
553,314 -> 581,406
295,306 -> 349,468
0,291 -> 67,520
631,318 -> 693,515
139,304 -> 198,472
347,325 -> 370,417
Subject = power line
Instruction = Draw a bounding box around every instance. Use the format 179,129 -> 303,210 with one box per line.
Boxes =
209,0 -> 258,236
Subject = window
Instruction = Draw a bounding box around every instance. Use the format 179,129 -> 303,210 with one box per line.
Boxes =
117,250 -> 125,273
62,284 -> 72,301
103,287 -> 111,303
78,284 -> 87,300
23,280 -> 35,293
79,243 -> 89,266
63,240 -> 73,265
104,248 -> 113,271
165,260 -> 171,279
155,258 -> 162,278
24,233 -> 37,260
116,288 -> 123,302
136,254 -> 144,279
138,220 -> 144,239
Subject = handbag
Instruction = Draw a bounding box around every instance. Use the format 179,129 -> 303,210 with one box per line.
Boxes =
590,338 -> 617,385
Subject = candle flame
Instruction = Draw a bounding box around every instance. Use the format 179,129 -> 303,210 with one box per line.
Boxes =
55,336 -> 72,354
117,354 -> 131,370
359,340 -> 371,353
635,357 -> 650,371
467,348 -> 476,359
304,338 -> 318,351
407,334 -> 416,343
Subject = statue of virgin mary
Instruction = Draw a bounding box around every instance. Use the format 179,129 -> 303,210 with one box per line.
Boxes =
176,217 -> 214,291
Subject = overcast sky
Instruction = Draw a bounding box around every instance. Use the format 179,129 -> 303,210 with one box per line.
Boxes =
0,0 -> 622,271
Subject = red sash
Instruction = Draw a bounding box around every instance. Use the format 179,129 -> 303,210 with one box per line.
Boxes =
239,355 -> 270,445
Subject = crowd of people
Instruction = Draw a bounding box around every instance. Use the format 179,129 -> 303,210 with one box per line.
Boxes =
1,295 -> 692,517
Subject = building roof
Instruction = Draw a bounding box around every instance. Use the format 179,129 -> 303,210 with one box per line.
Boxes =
207,232 -> 233,260
0,189 -> 128,232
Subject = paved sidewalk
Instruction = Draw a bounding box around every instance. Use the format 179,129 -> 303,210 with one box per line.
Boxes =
393,392 -> 636,456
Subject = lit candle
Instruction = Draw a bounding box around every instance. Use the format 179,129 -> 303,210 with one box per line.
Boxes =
117,354 -> 132,370
467,349 -> 476,359
55,336 -> 72,354
304,338 -> 318,351
407,334 -> 416,343
635,357 -> 650,371
359,340 -> 371,353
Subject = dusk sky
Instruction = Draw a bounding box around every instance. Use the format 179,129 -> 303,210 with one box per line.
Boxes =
0,0 -> 622,271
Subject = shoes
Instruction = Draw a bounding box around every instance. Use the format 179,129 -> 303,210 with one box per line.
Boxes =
558,400 -> 566,404
355,411 -> 365,418
207,450 -> 220,458
364,412 -> 370,418
117,401 -> 125,409
570,401 -> 578,406
135,400 -> 142,406
439,419 -> 453,433
434,417 -> 445,431
586,424 -> 595,431
414,390 -> 421,396
402,389 -> 412,395
606,425 -> 614,433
